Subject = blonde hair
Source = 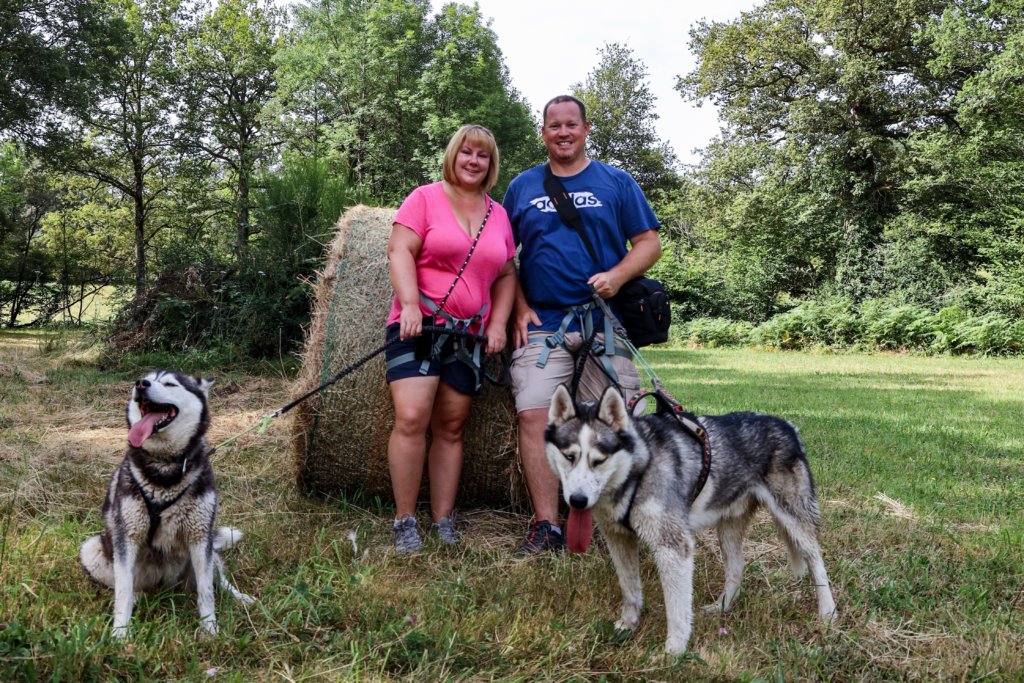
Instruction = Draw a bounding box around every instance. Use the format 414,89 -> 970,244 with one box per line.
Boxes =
442,124 -> 500,193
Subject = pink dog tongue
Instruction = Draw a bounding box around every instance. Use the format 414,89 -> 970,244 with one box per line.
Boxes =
128,412 -> 165,448
566,508 -> 594,553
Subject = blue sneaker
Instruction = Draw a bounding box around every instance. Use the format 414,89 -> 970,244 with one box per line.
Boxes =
430,511 -> 459,545
392,515 -> 422,555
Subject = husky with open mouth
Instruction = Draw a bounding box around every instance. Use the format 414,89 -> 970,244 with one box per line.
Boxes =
80,370 -> 253,638
546,384 -> 837,654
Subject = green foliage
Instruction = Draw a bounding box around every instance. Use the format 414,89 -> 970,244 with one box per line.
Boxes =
678,0 -> 1024,321
690,298 -> 1024,355
0,0 -> 126,136
750,298 -> 861,349
109,156 -> 364,358
272,0 -> 540,204
572,42 -> 681,198
180,0 -> 284,253
674,316 -> 753,348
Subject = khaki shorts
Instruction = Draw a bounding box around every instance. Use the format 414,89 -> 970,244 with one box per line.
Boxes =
509,332 -> 641,412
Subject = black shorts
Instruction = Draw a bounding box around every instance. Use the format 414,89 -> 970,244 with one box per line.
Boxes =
384,323 -> 480,396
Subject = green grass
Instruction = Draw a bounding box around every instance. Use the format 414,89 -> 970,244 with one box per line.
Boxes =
1,335 -> 1022,681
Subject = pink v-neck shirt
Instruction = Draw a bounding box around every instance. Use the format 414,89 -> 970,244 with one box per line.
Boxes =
388,182 -> 515,331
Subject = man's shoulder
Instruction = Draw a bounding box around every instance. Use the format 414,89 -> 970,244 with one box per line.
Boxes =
509,163 -> 546,185
504,164 -> 546,204
587,159 -> 637,184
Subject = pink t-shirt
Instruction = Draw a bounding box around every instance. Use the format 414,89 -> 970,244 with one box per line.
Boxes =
388,182 -> 515,332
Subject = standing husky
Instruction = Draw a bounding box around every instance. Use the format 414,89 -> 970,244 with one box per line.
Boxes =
80,370 -> 253,638
546,384 -> 837,654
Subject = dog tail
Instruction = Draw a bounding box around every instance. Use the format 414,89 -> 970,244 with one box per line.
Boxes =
80,534 -> 114,588
213,527 -> 244,551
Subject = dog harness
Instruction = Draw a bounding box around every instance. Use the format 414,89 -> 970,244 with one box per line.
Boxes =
627,389 -> 713,505
128,448 -> 204,545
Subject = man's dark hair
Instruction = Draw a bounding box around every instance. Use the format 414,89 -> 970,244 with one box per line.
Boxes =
542,95 -> 587,124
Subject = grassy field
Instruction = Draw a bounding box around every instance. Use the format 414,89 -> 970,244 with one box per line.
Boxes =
1,330 -> 1021,681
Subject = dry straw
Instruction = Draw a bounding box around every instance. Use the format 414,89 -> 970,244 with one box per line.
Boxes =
290,205 -> 525,509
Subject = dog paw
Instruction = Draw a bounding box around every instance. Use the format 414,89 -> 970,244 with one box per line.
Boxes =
701,602 -> 725,614
819,606 -> 839,624
198,620 -> 219,638
111,625 -> 129,640
614,617 -> 639,633
664,636 -> 690,655
236,592 -> 256,606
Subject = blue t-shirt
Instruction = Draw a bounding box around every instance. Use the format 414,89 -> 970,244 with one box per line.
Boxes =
502,160 -> 660,332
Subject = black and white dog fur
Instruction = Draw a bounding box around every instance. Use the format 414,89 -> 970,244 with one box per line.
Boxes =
80,370 -> 253,637
546,384 -> 837,654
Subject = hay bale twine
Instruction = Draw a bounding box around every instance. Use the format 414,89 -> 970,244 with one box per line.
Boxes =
291,205 -> 525,509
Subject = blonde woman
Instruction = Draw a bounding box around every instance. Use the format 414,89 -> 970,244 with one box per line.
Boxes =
384,125 -> 515,554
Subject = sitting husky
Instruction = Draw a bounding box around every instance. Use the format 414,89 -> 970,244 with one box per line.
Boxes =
546,384 -> 837,654
80,370 -> 253,638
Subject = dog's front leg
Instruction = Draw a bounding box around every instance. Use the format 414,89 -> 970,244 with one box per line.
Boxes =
189,539 -> 218,636
111,540 -> 138,638
603,527 -> 643,632
653,531 -> 695,655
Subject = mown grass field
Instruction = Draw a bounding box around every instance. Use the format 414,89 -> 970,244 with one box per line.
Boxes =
1,330 -> 1021,681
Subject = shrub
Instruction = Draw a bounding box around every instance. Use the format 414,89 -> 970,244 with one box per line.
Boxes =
858,300 -> 936,350
675,316 -> 753,347
750,297 -> 859,349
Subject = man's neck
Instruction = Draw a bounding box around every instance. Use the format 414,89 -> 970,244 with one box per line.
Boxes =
548,156 -> 590,177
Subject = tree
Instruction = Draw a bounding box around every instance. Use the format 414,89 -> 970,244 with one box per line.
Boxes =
0,143 -> 56,326
0,0 -> 126,138
416,2 -> 541,197
272,0 -> 539,204
572,42 -> 680,198
675,0 -> 1004,311
58,0 -> 187,297
180,0 -> 284,256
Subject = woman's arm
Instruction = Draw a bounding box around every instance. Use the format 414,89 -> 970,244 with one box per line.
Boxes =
484,259 -> 516,354
387,224 -> 424,341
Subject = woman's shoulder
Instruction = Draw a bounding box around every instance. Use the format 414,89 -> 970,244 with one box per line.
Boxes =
487,195 -> 512,223
405,181 -> 445,201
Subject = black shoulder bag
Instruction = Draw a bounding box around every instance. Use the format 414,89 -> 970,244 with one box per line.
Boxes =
542,164 -> 670,347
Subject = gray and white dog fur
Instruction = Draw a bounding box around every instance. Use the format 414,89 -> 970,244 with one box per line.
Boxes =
79,370 -> 253,638
546,384 -> 837,654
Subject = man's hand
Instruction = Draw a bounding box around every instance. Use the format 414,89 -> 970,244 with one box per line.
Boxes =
513,304 -> 541,349
587,270 -> 626,299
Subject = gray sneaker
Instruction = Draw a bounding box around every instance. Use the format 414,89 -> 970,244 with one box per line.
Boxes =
430,511 -> 459,545
392,515 -> 422,555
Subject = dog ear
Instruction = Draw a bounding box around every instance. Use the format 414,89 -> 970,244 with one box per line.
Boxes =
548,384 -> 576,425
597,386 -> 629,431
196,376 -> 215,397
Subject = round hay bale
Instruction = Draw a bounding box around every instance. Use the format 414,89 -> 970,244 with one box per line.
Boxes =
290,205 -> 525,509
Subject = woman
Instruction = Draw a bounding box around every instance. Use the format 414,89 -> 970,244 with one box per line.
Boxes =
385,124 -> 516,554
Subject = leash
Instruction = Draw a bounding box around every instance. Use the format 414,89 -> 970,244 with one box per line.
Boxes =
209,324 -> 495,454
592,292 -> 713,503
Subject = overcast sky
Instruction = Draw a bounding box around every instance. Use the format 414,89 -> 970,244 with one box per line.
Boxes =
456,0 -> 758,166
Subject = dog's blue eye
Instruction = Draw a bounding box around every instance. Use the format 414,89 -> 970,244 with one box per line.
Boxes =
163,382 -> 178,387
563,451 -> 575,463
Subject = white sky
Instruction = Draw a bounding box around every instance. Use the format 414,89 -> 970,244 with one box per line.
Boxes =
459,0 -> 759,166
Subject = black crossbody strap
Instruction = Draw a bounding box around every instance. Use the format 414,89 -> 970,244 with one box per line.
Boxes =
544,163 -> 599,266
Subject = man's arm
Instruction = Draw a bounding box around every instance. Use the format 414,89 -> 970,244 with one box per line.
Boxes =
587,229 -> 662,299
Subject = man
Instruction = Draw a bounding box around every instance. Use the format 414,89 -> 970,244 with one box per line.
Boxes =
502,95 -> 662,554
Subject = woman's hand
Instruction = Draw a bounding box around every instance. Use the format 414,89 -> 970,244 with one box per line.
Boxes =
398,303 -> 422,341
484,322 -> 506,355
